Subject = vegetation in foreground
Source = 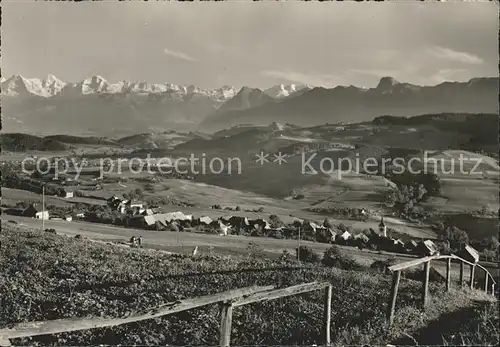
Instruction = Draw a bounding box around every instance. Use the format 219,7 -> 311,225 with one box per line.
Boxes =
0,223 -> 497,346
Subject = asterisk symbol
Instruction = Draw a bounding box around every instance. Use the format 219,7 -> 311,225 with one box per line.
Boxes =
255,151 -> 269,165
273,152 -> 287,165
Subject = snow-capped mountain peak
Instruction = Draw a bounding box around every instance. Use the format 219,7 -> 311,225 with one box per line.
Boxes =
1,74 -> 309,101
264,83 -> 311,98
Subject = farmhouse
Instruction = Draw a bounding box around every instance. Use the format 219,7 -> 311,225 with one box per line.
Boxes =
250,218 -> 271,230
304,221 -> 326,233
353,233 -> 369,243
23,204 -> 49,220
456,245 -> 480,263
328,229 -> 337,242
74,212 -> 86,219
405,240 -> 419,253
198,216 -> 213,226
59,189 -> 74,198
416,240 -> 439,256
211,220 -> 231,235
228,216 -> 250,230
138,211 -> 194,229
337,231 -> 352,242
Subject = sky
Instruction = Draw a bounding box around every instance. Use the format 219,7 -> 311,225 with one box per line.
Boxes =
2,1 -> 498,89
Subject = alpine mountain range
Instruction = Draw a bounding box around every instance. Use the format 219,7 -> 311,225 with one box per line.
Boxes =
1,74 -> 498,137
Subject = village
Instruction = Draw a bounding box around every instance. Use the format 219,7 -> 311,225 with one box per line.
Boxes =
3,186 -> 483,263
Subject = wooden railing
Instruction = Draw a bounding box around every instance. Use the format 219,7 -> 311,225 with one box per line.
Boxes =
386,254 -> 497,325
0,282 -> 333,347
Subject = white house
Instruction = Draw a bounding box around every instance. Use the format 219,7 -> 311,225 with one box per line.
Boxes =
35,211 -> 50,220
24,204 -> 50,220
338,231 -> 352,241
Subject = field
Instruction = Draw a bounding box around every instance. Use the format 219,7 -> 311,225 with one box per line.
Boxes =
1,188 -> 106,208
0,223 -> 497,346
5,215 -> 498,280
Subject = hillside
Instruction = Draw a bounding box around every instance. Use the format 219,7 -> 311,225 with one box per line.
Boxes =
201,77 -> 499,132
0,133 -> 68,152
1,224 -> 497,346
44,135 -> 120,146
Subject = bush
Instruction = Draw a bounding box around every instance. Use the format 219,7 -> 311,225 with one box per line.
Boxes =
296,246 -> 320,263
277,250 -> 294,264
269,214 -> 284,228
322,246 -> 361,270
247,242 -> 265,259
370,256 -> 397,274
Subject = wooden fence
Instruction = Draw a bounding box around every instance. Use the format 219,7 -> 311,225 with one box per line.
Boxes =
386,254 -> 497,325
0,282 -> 333,347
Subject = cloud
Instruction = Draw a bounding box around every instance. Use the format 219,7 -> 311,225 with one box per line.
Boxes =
428,46 -> 483,65
347,68 -> 402,78
163,48 -> 196,62
260,70 -> 340,87
428,68 -> 469,84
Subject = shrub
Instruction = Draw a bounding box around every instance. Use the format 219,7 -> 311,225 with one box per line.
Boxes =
296,246 -> 320,263
247,242 -> 265,259
322,246 -> 361,270
269,214 -> 284,228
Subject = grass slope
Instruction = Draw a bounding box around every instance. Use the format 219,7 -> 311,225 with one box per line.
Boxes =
0,223 -> 496,346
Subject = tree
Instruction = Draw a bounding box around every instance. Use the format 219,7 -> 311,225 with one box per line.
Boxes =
322,246 -> 360,270
485,236 -> 499,250
438,225 -> 469,250
134,188 -> 143,198
296,246 -> 320,263
323,218 -> 334,229
269,214 -> 284,228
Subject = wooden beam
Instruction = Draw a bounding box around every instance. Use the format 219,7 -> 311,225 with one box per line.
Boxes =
422,261 -> 430,308
459,261 -> 464,286
470,265 -> 475,289
323,285 -> 332,346
476,264 -> 497,285
219,302 -> 233,347
484,273 -> 489,293
446,258 -> 451,292
0,285 -> 275,339
232,282 -> 329,307
388,254 -> 484,273
386,270 -> 401,326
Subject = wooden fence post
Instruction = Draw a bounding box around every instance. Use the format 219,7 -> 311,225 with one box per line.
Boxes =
219,302 -> 233,347
492,283 -> 495,297
387,270 -> 401,326
484,272 -> 489,293
446,258 -> 451,292
422,261 -> 430,308
459,261 -> 464,286
323,285 -> 332,346
469,264 -> 475,289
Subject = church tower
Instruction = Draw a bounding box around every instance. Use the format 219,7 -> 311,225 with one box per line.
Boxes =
379,217 -> 387,238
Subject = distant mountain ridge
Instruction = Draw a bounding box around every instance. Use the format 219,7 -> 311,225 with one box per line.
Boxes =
201,76 -> 499,132
1,74 -> 310,136
1,74 -> 498,136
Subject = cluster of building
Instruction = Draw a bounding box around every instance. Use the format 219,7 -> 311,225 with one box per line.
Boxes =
4,203 -> 82,222
107,196 -> 145,214
333,227 -> 440,256
127,213 -> 273,236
